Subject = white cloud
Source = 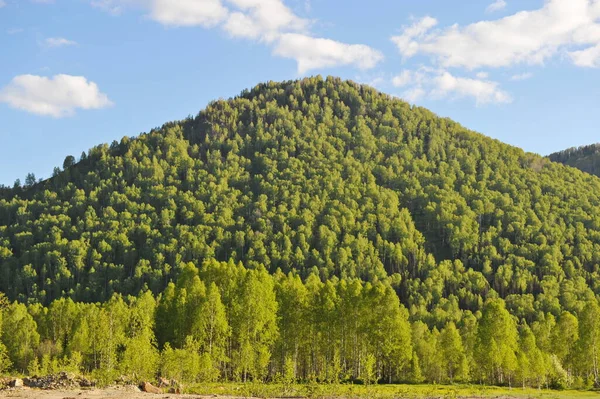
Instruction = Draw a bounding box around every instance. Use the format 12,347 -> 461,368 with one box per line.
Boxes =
392,0 -> 600,70
0,74 -> 113,117
476,71 -> 489,79
0,1 -> 6,8
569,44 -> 600,67
433,71 -> 512,104
403,87 -> 426,103
392,70 -> 415,87
486,0 -> 506,13
150,0 -> 228,27
90,0 -> 382,73
394,68 -> 511,105
43,37 -> 77,47
223,0 -> 307,41
365,77 -> 384,88
273,33 -> 383,73
510,72 -> 533,80
354,74 -> 385,89
93,0 -> 305,34
7,28 -> 24,34
390,16 -> 437,58
91,0 -> 127,14
224,11 -> 261,39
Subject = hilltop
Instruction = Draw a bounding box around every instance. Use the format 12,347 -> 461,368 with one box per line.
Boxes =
549,144 -> 600,177
1,76 -> 600,324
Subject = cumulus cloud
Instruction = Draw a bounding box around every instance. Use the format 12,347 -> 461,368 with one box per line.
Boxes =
433,71 -> 512,104
393,68 -> 511,105
273,33 -> 384,73
150,0 -> 228,27
570,44 -> 600,67
390,16 -> 437,58
510,72 -> 533,81
392,0 -> 600,70
392,70 -> 415,87
403,87 -> 427,103
0,74 -> 113,117
486,0 -> 506,13
92,0 -> 303,33
90,0 -> 382,73
223,0 -> 308,41
43,37 -> 77,47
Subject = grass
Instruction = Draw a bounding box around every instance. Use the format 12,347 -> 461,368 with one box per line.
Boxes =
185,382 -> 599,399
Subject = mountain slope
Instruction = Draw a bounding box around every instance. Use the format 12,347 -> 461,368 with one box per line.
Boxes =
549,144 -> 600,177
1,76 -> 599,324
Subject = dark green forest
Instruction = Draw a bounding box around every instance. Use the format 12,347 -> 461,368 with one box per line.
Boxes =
549,144 -> 600,177
2,76 -> 600,387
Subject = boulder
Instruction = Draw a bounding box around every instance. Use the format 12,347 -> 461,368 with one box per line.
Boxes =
139,381 -> 162,394
23,373 -> 95,390
9,378 -> 23,388
158,377 -> 170,387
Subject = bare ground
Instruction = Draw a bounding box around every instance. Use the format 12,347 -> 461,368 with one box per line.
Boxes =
0,387 -> 252,399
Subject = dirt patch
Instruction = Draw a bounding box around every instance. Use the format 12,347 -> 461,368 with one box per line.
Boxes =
0,386 -> 254,399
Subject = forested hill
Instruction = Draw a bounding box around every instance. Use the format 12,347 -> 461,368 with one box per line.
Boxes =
548,144 -> 600,177
2,76 -> 600,323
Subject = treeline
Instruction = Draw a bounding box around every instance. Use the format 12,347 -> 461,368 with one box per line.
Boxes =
1,259 -> 599,388
2,77 -> 600,326
548,143 -> 600,177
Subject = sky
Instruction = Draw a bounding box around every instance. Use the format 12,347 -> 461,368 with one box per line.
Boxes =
0,0 -> 599,185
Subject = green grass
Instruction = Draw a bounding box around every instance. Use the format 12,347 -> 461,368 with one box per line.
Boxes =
185,382 -> 599,399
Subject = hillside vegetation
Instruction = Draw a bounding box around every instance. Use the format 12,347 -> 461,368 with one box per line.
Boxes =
1,76 -> 600,387
549,144 -> 600,177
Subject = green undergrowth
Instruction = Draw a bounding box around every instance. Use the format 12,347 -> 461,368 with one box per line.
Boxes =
185,382 -> 599,399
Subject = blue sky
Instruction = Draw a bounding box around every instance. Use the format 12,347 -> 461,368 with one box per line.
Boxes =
0,0 -> 599,185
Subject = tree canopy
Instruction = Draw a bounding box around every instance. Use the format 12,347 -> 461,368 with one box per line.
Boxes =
1,76 -> 600,387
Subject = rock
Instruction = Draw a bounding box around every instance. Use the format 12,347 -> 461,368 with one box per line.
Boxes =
79,377 -> 94,387
158,377 -> 170,387
9,378 -> 23,388
122,384 -> 142,392
23,372 -> 95,390
139,381 -> 162,394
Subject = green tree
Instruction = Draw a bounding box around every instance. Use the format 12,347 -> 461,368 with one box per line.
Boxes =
1,302 -> 40,371
577,298 -> 600,386
438,322 -> 469,383
475,299 -> 518,385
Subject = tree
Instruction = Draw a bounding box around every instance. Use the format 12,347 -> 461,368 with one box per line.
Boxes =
475,299 -> 518,385
25,173 -> 36,187
577,298 -> 600,386
63,155 -> 76,170
1,302 -> 40,371
438,322 -> 469,383
551,311 -> 579,376
120,291 -> 159,381
231,266 -> 278,381
366,282 -> 412,383
160,338 -> 201,383
120,335 -> 159,381
517,323 -> 546,388
0,342 -> 11,374
198,282 -> 229,380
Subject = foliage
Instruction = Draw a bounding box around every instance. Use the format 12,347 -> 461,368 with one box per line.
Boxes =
0,260 -> 598,386
0,77 -> 599,387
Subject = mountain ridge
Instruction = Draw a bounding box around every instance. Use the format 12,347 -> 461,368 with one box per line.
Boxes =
548,143 -> 600,178
1,76 -> 600,328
